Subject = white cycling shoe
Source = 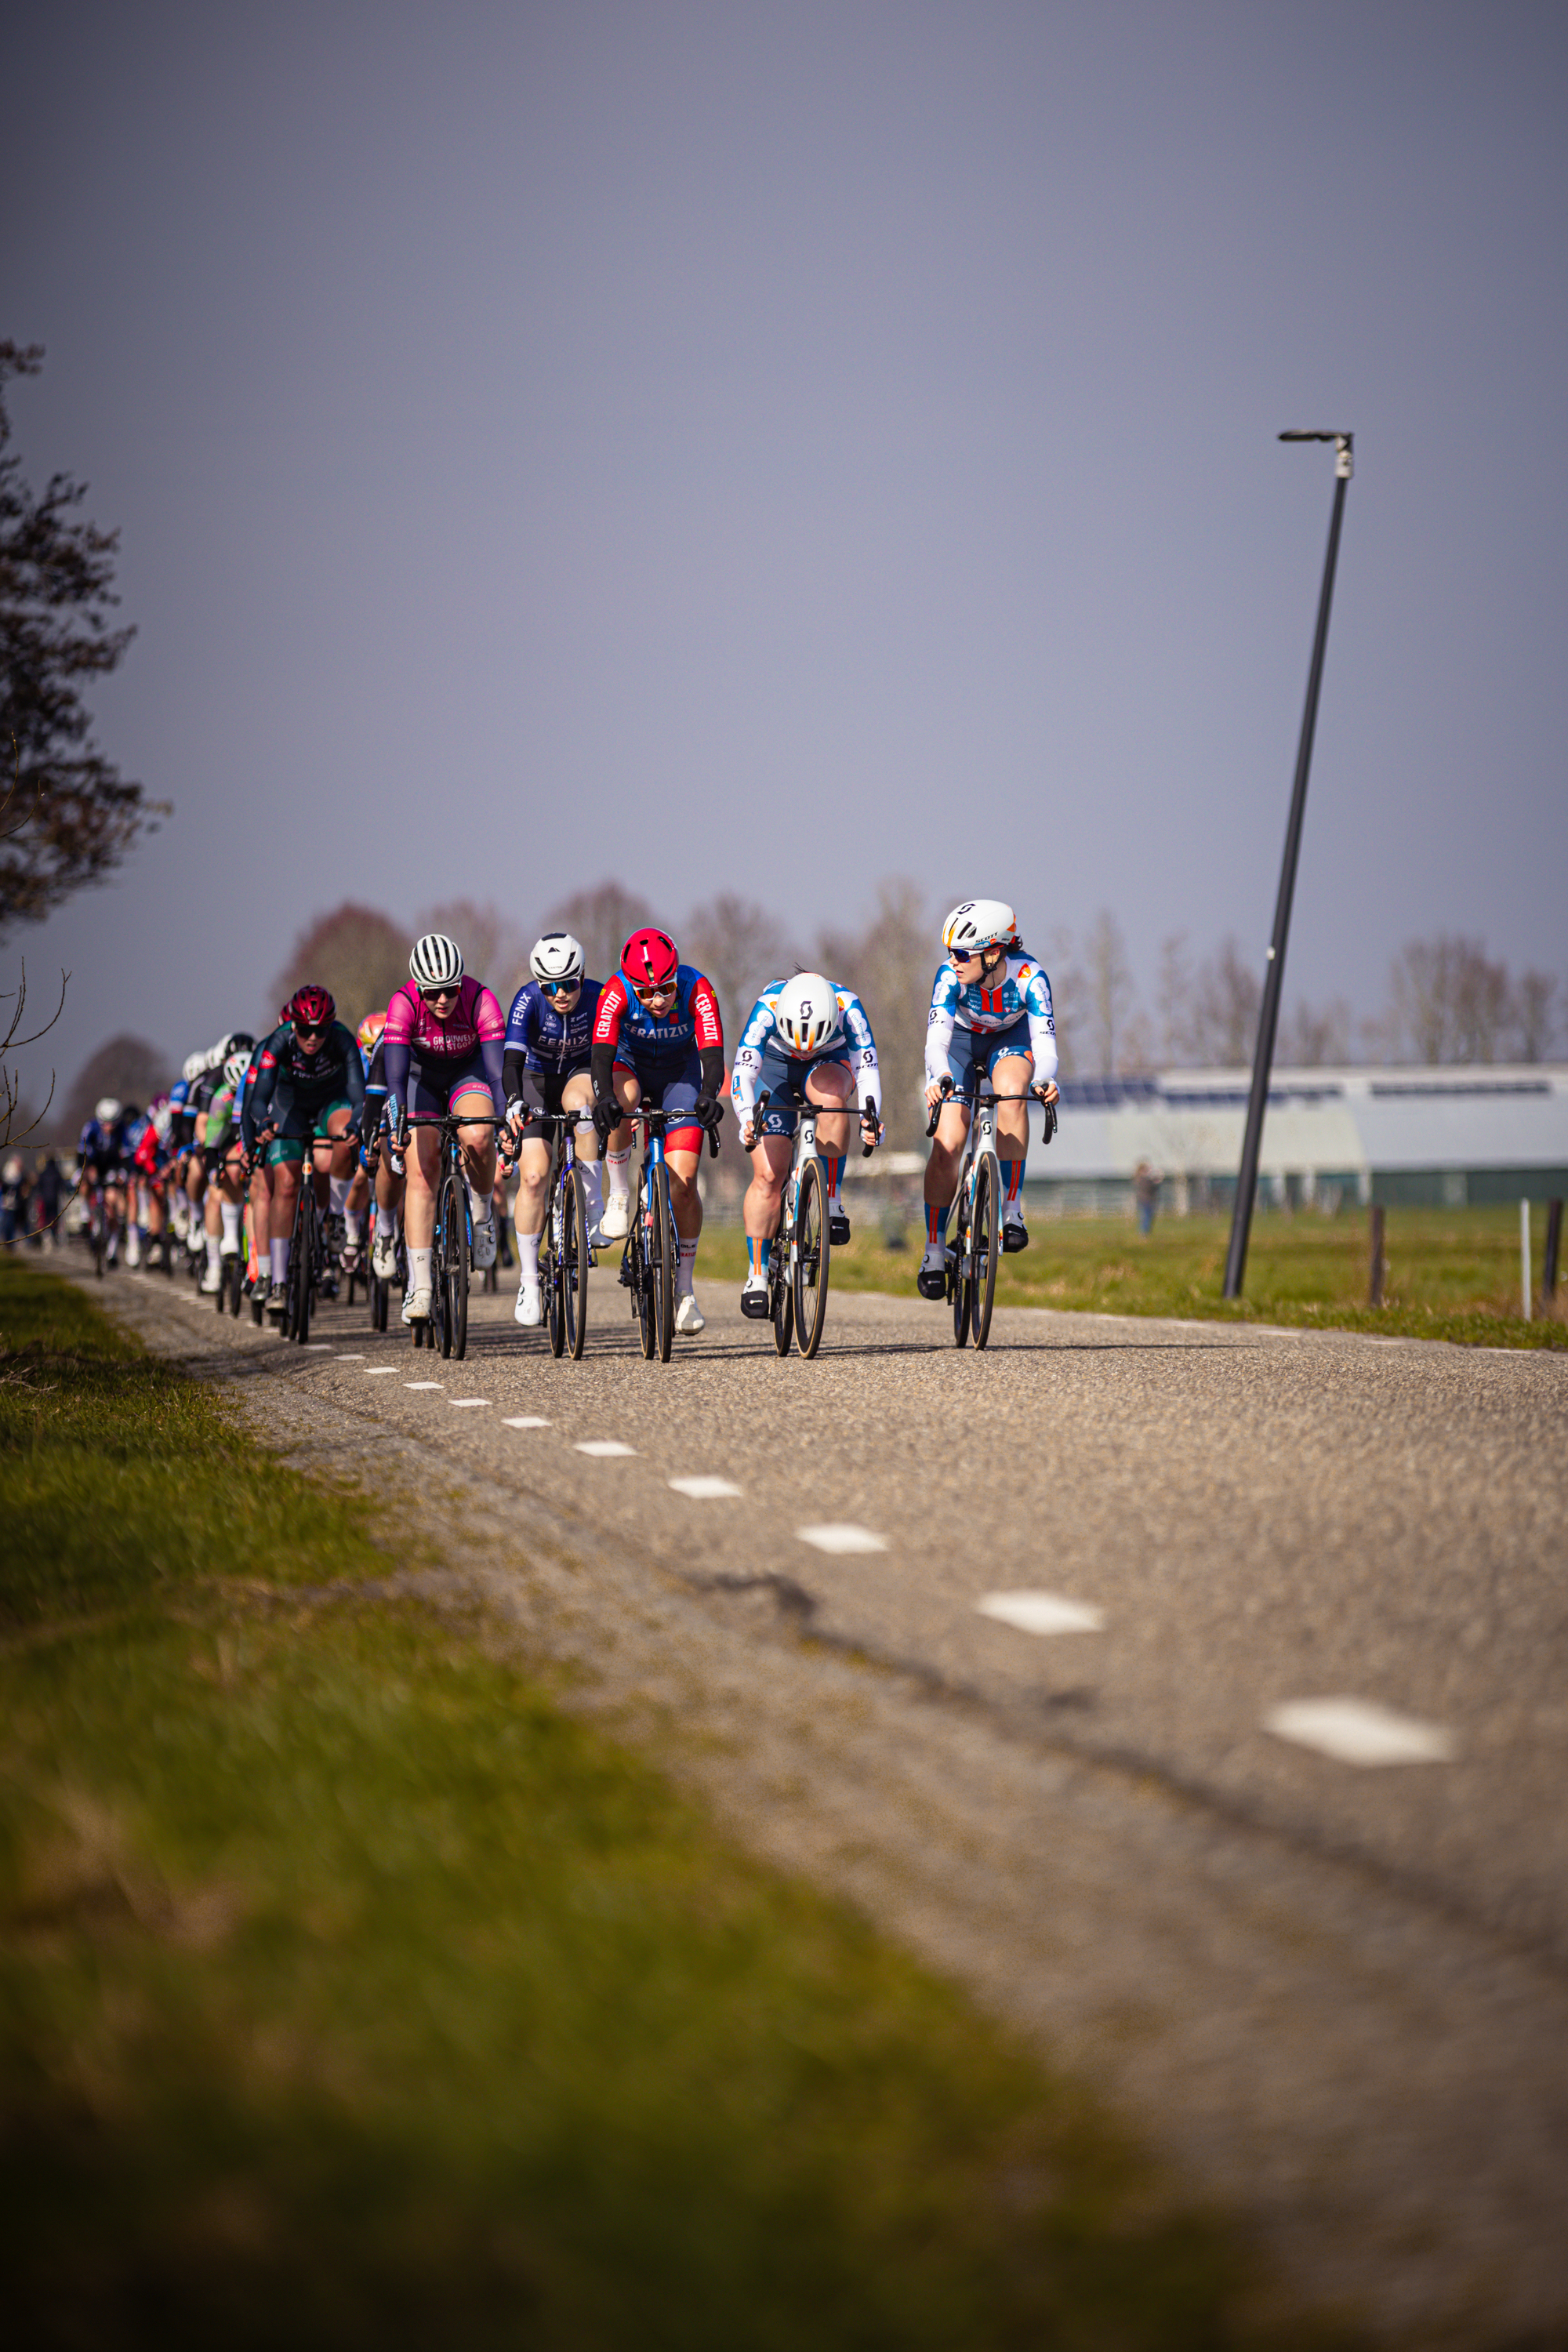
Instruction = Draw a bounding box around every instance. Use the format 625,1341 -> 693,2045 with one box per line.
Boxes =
125,1233 -> 143,1269
372,1232 -> 398,1279
598,1191 -> 630,1240
470,1212 -> 497,1271
514,1282 -> 543,1327
200,1263 -> 223,1294
675,1291 -> 706,1336
401,1285 -> 432,1323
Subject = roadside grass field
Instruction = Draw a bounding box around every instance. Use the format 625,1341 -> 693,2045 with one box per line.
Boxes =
0,1260 -> 1349,2349
700,1202 -> 1564,1348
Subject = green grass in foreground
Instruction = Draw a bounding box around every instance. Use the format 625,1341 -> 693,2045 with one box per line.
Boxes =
701,1202 -> 1565,1348
0,1261 -> 1344,2349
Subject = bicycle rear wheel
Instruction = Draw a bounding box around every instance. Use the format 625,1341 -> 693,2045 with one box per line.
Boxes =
563,1163 -> 589,1360
438,1167 -> 468,1359
793,1157 -> 830,1358
290,1205 -> 312,1343
771,1231 -> 794,1357
971,1154 -> 999,1349
650,1161 -> 675,1363
545,1181 -> 566,1358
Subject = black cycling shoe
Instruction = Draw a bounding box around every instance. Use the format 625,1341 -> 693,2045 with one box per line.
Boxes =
829,1209 -> 850,1245
916,1265 -> 948,1301
1002,1219 -> 1029,1254
740,1285 -> 771,1319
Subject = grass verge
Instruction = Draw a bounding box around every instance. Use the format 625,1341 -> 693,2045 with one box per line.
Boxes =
699,1203 -> 1565,1348
0,1261 -> 1345,2348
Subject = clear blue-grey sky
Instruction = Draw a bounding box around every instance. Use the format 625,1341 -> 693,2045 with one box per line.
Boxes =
4,0 -> 1566,1092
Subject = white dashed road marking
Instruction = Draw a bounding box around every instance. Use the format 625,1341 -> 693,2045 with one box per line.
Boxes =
977,1591 -> 1106,1635
405,1381 -> 444,1391
336,1352 -> 364,1360
449,1398 -> 490,1408
502,1416 -> 551,1429
1265,1698 -> 1457,1766
364,1367 -> 400,1376
669,1475 -> 743,1499
797,1523 -> 887,1555
575,1440 -> 637,1457
301,1343 -> 332,1351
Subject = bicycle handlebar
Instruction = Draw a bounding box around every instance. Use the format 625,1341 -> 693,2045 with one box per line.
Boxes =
924,1076 -> 1058,1139
741,1088 -> 881,1156
630,1103 -> 721,1159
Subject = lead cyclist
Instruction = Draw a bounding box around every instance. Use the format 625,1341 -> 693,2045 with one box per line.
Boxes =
918,898 -> 1060,1301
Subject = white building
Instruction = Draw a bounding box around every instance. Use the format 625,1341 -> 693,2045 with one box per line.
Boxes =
1023,1066 -> 1568,1215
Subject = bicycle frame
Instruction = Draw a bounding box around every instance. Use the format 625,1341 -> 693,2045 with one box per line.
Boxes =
620,1105 -> 719,1364
506,1107 -> 593,1360
926,1078 -> 1051,1350
403,1111 -> 506,1361
741,1087 -> 875,1360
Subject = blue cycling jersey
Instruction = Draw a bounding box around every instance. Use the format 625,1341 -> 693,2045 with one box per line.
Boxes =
924,950 -> 1058,1087
503,978 -> 604,1077
78,1116 -> 131,1170
731,981 -> 882,1115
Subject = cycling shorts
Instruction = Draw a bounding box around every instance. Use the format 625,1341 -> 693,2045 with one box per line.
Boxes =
750,1046 -> 852,1138
614,1044 -> 703,1149
408,1047 -> 495,1120
516,1066 -> 593,1144
264,1098 -> 354,1167
942,1011 -> 1034,1093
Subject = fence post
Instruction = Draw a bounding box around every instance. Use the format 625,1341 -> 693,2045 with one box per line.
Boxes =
1544,1200 -> 1563,1305
1368,1203 -> 1385,1308
1520,1198 -> 1532,1323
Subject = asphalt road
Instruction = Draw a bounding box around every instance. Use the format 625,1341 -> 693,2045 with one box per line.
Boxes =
89,1254 -> 1568,2344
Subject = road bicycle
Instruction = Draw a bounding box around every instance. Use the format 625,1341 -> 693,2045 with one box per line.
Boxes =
925,1075 -> 1056,1350
402,1112 -> 507,1362
280,1154 -> 331,1344
618,1105 -> 720,1363
741,1091 -> 876,1359
521,1109 -> 593,1360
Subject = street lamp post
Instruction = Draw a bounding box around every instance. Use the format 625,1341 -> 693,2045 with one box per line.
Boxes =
1223,430 -> 1353,1301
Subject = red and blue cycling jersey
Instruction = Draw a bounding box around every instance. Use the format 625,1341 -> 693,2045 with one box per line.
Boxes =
592,965 -> 722,1069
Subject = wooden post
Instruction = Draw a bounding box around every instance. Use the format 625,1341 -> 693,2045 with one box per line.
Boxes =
1544,1200 -> 1562,1304
1369,1203 -> 1385,1308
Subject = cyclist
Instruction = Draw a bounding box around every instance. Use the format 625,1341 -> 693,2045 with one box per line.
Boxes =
195,1050 -> 252,1290
731,973 -> 882,1316
354,1009 -> 406,1283
590,927 -> 724,1338
242,985 -> 365,1318
503,931 -> 604,1328
919,899 -> 1060,1300
382,932 -> 506,1325
181,1034 -> 253,1276
77,1097 -> 131,1265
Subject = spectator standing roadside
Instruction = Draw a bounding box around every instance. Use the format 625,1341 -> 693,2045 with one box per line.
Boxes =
1,1154 -> 28,1245
1134,1158 -> 1163,1237
32,1152 -> 64,1247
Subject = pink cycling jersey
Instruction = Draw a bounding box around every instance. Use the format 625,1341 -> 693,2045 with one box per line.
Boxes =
383,977 -> 505,1060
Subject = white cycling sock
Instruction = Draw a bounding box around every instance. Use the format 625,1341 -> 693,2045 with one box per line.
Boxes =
205,1232 -> 222,1272
408,1247 -> 433,1293
606,1147 -> 632,1198
376,1204 -> 396,1239
677,1238 -> 699,1295
517,1232 -> 541,1283
270,1237 -> 291,1283
466,1178 -> 492,1227
345,1209 -> 364,1242
577,1146 -> 603,1218
328,1174 -> 349,1216
220,1201 -> 241,1247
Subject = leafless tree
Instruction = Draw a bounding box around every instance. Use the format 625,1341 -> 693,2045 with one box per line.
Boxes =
816,878 -> 931,1149
273,902 -> 408,1029
60,1031 -> 170,1142
0,957 -> 67,1146
1513,970 -> 1558,1062
1278,996 -> 1352,1066
682,893 -> 797,1044
418,898 -> 531,1007
1190,936 -> 1261,1067
539,879 -> 655,988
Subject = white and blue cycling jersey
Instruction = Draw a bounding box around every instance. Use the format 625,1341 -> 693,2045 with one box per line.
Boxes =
924,951 -> 1058,1089
731,981 -> 881,1119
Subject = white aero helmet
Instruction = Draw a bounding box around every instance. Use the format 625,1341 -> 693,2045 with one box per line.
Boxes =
409,931 -> 464,989
95,1097 -> 122,1125
942,899 -> 1018,959
774,973 -> 844,1058
530,931 -> 585,985
182,1051 -> 207,1083
223,1051 -> 251,1091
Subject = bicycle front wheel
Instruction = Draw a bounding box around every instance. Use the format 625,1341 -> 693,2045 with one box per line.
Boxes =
439,1167 -> 469,1359
564,1163 -> 589,1360
771,1232 -> 794,1357
650,1161 -> 676,1363
971,1154 -> 999,1349
290,1211 -> 312,1344
545,1183 -> 566,1358
793,1157 -> 830,1358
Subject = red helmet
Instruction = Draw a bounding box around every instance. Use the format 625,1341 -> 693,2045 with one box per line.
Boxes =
621,927 -> 680,989
287,984 -> 336,1033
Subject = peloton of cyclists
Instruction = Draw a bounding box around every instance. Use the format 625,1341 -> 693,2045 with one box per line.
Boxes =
918,899 -> 1060,1301
503,931 -> 604,1330
590,927 -> 724,1338
730,972 -> 883,1318
381,932 -> 508,1326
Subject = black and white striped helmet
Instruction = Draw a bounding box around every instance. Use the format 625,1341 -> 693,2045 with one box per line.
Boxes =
409,932 -> 464,989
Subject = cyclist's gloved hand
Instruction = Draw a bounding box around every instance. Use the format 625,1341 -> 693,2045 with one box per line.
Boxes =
591,1096 -> 620,1145
694,1092 -> 720,1132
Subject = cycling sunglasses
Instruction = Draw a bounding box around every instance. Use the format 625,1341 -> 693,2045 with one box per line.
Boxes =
633,980 -> 678,1004
419,983 -> 461,1004
540,978 -> 580,997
